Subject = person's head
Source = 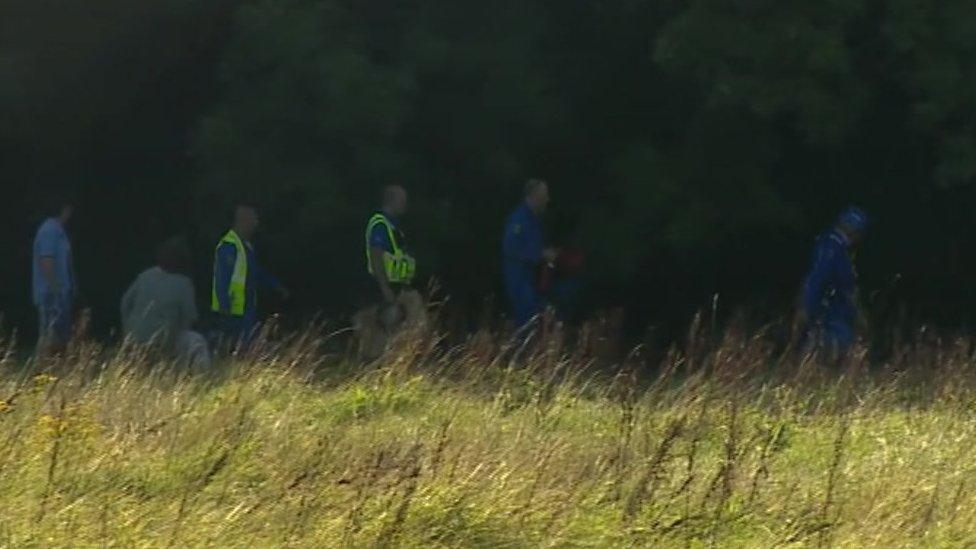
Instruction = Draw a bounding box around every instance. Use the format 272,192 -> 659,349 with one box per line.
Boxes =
232,203 -> 260,240
382,185 -> 408,217
836,206 -> 868,245
155,238 -> 192,275
524,178 -> 550,214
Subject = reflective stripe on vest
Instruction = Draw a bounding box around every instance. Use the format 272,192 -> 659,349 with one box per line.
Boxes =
211,230 -> 249,316
365,213 -> 416,284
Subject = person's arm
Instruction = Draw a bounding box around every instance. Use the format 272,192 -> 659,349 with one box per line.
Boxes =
39,258 -> 59,292
36,226 -> 61,295
182,277 -> 199,330
842,256 -> 868,331
502,223 -> 559,272
120,276 -> 137,328
371,247 -> 396,304
214,243 -> 236,314
367,223 -> 397,303
254,262 -> 282,292
503,215 -> 544,265
801,244 -> 835,321
68,242 -> 78,301
252,259 -> 290,301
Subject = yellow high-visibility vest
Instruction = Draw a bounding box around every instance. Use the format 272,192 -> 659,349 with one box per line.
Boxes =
211,230 -> 249,316
365,213 -> 416,284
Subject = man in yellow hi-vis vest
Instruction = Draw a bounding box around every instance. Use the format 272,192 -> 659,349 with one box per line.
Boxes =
366,185 -> 416,305
353,185 -> 425,358
211,203 -> 289,346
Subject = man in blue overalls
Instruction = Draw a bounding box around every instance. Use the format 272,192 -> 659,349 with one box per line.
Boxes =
800,206 -> 868,359
502,179 -> 558,328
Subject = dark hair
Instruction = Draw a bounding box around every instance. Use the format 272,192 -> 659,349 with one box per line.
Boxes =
156,237 -> 191,274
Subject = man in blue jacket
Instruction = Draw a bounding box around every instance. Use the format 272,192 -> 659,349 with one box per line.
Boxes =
503,179 -> 558,328
800,206 -> 868,358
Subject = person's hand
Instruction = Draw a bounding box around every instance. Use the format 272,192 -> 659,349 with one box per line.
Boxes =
543,247 -> 560,265
789,309 -> 808,347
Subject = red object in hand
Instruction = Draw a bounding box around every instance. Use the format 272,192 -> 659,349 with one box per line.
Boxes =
557,248 -> 585,272
538,248 -> 585,293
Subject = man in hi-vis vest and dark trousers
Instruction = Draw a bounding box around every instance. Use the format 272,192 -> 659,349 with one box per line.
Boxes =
354,185 -> 425,358
211,203 -> 289,348
366,186 -> 417,325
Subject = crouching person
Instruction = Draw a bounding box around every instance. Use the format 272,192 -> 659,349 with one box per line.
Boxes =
120,238 -> 211,372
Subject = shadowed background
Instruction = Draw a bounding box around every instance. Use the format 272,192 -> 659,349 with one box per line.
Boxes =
3,0 -> 976,343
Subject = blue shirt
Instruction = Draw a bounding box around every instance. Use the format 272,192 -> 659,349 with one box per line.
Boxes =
32,218 -> 74,305
214,238 -> 280,318
802,229 -> 857,326
502,203 -> 544,283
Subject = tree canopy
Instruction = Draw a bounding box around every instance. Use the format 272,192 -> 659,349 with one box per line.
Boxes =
2,0 -> 976,339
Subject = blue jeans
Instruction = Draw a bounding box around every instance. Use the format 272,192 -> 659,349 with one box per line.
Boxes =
803,319 -> 854,359
37,294 -> 73,351
212,313 -> 259,350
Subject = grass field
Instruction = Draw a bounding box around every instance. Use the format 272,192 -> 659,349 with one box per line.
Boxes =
2,323 -> 976,547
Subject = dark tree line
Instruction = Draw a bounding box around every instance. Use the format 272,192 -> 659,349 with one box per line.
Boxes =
3,0 -> 976,342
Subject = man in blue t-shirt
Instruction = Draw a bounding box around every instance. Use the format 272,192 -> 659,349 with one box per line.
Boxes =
800,206 -> 868,358
502,179 -> 558,328
32,198 -> 76,355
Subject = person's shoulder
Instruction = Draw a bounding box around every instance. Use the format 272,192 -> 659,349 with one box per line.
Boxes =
135,267 -> 161,283
154,268 -> 194,288
813,231 -> 845,259
815,230 -> 838,246
370,212 -> 391,228
368,211 -> 389,223
365,213 -> 387,234
36,218 -> 59,236
825,231 -> 847,250
33,219 -> 64,248
217,240 -> 237,253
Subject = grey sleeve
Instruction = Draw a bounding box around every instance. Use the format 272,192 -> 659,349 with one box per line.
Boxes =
182,277 -> 199,328
120,276 -> 138,327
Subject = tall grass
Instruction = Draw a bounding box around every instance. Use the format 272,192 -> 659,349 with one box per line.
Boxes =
2,319 -> 976,547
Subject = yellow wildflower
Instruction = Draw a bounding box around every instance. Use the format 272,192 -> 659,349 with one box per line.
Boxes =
33,373 -> 58,387
37,414 -> 69,437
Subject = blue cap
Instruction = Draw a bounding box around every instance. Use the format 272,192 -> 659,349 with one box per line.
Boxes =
837,206 -> 868,233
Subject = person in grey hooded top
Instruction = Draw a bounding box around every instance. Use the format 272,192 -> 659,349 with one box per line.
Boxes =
121,238 -> 210,371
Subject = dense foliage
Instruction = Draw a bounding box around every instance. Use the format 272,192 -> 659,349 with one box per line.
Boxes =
3,0 -> 976,338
